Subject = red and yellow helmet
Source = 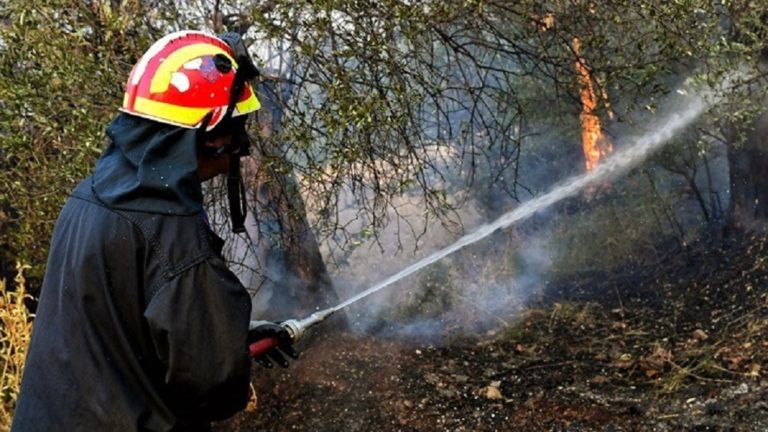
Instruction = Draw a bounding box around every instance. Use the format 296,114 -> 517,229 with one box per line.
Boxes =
121,30 -> 260,131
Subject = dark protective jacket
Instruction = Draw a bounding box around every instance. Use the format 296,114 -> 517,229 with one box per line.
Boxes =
12,114 -> 252,431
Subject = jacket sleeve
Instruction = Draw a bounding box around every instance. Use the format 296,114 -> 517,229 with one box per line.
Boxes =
144,255 -> 252,422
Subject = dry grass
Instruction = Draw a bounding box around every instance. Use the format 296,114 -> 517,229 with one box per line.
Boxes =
0,263 -> 34,431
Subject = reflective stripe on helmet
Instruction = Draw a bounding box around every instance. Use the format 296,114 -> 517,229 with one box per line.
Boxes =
235,92 -> 261,116
129,97 -> 222,128
121,90 -> 261,130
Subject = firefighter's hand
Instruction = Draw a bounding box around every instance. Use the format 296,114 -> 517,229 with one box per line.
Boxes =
247,321 -> 299,368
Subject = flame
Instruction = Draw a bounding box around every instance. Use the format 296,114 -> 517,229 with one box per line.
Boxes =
573,38 -> 612,172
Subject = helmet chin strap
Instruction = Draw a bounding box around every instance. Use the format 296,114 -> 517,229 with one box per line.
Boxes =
227,155 -> 248,233
217,32 -> 260,233
196,113 -> 248,234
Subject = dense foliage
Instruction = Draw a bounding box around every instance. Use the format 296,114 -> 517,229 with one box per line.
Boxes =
0,1 -> 167,279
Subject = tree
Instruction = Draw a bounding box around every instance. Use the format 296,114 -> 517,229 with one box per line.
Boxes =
676,3 -> 768,233
729,112 -> 768,229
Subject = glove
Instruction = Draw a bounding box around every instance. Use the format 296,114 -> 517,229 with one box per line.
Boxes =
248,320 -> 299,368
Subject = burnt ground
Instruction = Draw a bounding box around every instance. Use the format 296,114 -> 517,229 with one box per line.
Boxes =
216,232 -> 768,431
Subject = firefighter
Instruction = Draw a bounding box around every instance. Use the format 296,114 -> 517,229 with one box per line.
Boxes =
12,31 -> 297,432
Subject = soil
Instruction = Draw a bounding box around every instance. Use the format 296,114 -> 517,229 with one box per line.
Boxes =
216,232 -> 768,431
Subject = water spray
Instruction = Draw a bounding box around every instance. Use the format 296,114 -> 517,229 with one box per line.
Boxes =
249,95 -> 709,359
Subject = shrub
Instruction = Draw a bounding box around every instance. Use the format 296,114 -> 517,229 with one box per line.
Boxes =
0,263 -> 34,431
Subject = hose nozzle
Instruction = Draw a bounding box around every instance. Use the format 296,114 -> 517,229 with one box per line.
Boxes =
248,308 -> 336,358
281,308 -> 335,343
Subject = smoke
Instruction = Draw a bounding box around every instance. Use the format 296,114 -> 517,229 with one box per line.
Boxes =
324,89 -> 711,341
332,198 -> 555,340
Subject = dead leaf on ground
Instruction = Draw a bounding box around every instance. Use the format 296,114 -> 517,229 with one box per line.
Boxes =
639,346 -> 673,378
729,357 -> 745,371
483,386 -> 503,400
718,348 -> 745,371
611,353 -> 634,369
693,329 -> 709,341
611,321 -> 627,331
748,363 -> 761,378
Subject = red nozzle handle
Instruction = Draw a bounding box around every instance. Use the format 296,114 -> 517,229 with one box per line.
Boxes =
248,337 -> 281,358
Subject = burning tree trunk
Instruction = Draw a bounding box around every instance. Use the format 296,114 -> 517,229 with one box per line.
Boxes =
532,17 -> 613,173
572,38 -> 612,172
